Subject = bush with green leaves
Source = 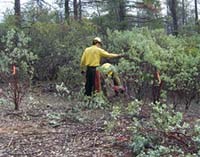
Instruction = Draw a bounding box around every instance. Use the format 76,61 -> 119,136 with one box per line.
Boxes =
76,92 -> 110,110
57,64 -> 83,91
27,20 -> 97,82
0,29 -> 37,78
106,28 -> 200,109
107,100 -> 200,156
0,29 -> 37,110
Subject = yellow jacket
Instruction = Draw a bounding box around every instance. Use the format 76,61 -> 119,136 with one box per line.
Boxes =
101,63 -> 114,76
100,63 -> 121,86
80,45 -> 119,67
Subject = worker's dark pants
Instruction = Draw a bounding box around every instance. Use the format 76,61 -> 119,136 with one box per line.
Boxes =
152,85 -> 160,103
85,66 -> 96,96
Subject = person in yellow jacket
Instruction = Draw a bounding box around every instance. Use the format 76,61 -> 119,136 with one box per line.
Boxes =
80,37 -> 123,96
100,63 -> 125,96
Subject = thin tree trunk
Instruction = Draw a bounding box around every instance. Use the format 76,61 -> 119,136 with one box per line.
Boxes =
118,0 -> 126,22
182,0 -> 185,25
73,0 -> 78,20
117,0 -> 126,29
171,0 -> 178,35
195,0 -> 198,24
14,0 -> 21,27
79,0 -> 82,21
65,0 -> 70,21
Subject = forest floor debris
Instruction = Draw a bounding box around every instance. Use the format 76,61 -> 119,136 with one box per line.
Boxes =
0,87 -> 199,157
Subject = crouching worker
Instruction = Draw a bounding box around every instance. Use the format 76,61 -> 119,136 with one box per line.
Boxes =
100,63 -> 125,96
80,37 -> 124,96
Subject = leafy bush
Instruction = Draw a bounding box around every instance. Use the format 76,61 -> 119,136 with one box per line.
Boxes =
28,20 -> 97,83
0,29 -> 37,110
106,28 -> 200,109
1,29 -> 37,78
57,64 -> 83,91
107,100 -> 200,156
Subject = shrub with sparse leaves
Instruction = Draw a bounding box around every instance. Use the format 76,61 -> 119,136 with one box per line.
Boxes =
0,29 -> 37,110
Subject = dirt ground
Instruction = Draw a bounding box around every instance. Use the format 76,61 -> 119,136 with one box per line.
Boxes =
0,87 -> 132,157
0,84 -> 200,157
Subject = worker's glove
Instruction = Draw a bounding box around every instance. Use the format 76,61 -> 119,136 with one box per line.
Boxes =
122,54 -> 129,58
119,54 -> 128,58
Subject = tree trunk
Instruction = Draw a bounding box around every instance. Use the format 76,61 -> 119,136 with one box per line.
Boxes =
182,0 -> 185,25
79,0 -> 82,21
118,0 -> 126,29
118,0 -> 126,22
14,0 -> 21,27
170,0 -> 178,35
73,0 -> 78,20
65,0 -> 70,21
195,0 -> 198,24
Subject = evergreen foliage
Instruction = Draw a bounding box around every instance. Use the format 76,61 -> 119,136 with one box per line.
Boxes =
107,28 -> 200,108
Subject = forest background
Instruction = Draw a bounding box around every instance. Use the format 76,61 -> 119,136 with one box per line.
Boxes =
0,0 -> 200,156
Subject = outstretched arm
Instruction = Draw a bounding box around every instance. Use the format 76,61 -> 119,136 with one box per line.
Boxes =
99,49 -> 123,58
